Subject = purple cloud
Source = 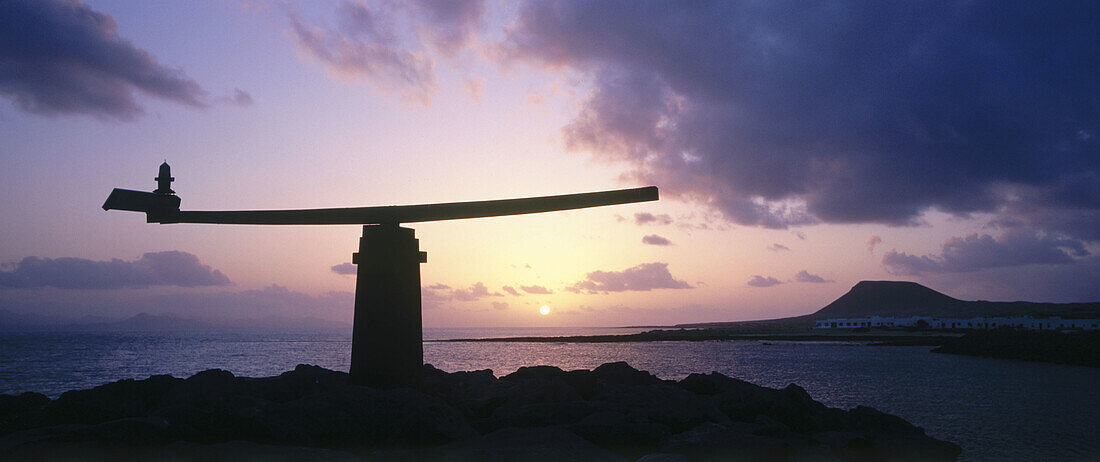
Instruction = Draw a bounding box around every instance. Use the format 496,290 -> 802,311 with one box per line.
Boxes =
766,243 -> 789,252
794,270 -> 832,284
747,275 -> 783,288
410,0 -> 484,55
0,284 -> 353,323
501,1 -> 1100,239
0,0 -> 208,120
642,234 -> 672,246
501,285 -> 521,296
634,212 -> 672,226
519,284 -> 553,294
331,263 -> 356,275
288,2 -> 436,102
0,251 -> 230,289
883,229 -> 1089,275
867,236 -> 883,255
451,282 -> 502,301
567,262 -> 692,293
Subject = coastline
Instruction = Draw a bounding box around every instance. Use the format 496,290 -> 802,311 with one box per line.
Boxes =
442,328 -> 960,345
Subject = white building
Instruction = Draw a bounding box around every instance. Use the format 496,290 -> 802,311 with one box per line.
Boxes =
814,315 -> 1099,331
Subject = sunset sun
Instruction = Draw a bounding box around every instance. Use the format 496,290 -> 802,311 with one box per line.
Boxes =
539,305 -> 550,315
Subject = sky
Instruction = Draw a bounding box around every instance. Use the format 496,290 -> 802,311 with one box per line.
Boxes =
0,0 -> 1097,327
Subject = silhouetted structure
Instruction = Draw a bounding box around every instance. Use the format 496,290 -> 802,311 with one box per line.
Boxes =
104,164 -> 658,387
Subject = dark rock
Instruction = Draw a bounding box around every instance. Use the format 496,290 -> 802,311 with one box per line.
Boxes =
0,392 -> 49,424
661,422 -> 795,460
433,426 -> 625,461
592,362 -> 662,386
501,365 -> 568,382
0,363 -> 961,461
635,453 -> 689,462
567,410 -> 670,458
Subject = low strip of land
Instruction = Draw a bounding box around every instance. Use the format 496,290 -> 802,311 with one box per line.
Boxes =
443,328 -> 959,345
933,330 -> 1100,367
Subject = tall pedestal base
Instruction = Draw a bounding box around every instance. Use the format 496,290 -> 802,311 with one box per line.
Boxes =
349,225 -> 426,388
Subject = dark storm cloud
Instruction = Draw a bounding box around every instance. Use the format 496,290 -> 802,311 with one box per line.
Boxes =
794,270 -> 832,283
519,284 -> 552,294
911,256 -> 1100,304
504,1 -> 1100,237
883,229 -> 1088,276
0,0 -> 208,120
331,263 -> 357,275
634,212 -> 672,226
747,275 -> 783,288
642,234 -> 672,246
0,251 -> 230,289
566,262 -> 691,293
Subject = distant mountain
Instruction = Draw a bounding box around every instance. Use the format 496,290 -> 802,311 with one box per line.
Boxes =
810,281 -> 964,318
810,281 -> 1100,319
676,280 -> 1100,329
69,312 -> 215,330
217,315 -> 350,330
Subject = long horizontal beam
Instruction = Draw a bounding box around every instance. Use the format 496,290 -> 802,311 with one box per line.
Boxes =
157,186 -> 657,225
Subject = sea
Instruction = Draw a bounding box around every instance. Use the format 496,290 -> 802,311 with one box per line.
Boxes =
0,326 -> 1097,461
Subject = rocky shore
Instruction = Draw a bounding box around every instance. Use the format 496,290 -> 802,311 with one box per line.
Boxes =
0,363 -> 960,461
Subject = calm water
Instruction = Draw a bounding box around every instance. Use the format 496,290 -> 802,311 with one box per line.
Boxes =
0,327 -> 1097,461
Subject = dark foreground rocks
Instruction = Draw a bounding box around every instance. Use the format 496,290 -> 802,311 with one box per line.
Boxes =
0,363 -> 960,461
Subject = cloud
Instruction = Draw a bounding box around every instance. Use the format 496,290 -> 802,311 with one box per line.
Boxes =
566,262 -> 692,293
331,263 -> 357,275
793,231 -> 807,240
909,256 -> 1100,304
0,251 -> 230,289
288,1 -> 436,103
794,270 -> 832,283
501,285 -> 521,296
0,0 -> 208,120
220,88 -> 253,106
502,1 -> 1100,239
747,275 -> 783,288
410,0 -> 484,55
491,301 -> 508,310
883,229 -> 1089,275
634,212 -> 672,226
867,236 -> 883,255
286,0 -> 486,104
766,243 -> 789,252
462,76 -> 485,102
642,234 -> 672,246
451,282 -> 501,301
0,284 -> 353,323
421,284 -> 451,305
519,284 -> 553,294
